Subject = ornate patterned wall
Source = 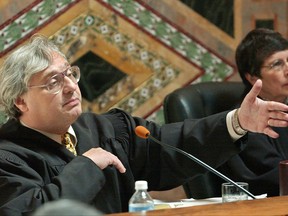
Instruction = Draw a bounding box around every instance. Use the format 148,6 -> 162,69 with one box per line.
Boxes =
0,0 -> 287,124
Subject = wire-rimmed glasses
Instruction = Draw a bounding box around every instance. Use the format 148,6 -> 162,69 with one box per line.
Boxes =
262,59 -> 288,72
28,66 -> 81,94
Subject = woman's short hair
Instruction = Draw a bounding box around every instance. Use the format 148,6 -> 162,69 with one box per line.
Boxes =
236,28 -> 288,93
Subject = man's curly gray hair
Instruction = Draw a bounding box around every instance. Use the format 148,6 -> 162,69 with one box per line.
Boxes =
0,34 -> 66,119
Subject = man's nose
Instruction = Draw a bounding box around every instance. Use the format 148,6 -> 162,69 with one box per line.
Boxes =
62,76 -> 77,93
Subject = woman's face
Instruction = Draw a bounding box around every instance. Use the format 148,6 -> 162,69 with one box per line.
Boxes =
246,50 -> 288,103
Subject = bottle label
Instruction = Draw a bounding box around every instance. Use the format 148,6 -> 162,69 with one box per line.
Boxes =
129,203 -> 154,212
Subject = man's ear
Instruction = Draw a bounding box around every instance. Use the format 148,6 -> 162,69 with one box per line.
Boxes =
14,96 -> 28,112
245,73 -> 259,85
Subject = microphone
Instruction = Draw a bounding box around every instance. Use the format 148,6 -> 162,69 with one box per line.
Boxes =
135,126 -> 256,200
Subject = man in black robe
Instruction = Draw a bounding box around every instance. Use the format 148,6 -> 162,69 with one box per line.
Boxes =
0,34 -> 287,216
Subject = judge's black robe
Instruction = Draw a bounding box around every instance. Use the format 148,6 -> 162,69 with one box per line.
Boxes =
0,109 -> 245,216
216,127 -> 288,197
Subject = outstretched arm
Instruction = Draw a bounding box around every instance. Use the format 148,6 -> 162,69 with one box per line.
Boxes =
238,79 -> 288,138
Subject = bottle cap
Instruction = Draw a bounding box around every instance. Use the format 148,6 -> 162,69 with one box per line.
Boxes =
135,180 -> 148,190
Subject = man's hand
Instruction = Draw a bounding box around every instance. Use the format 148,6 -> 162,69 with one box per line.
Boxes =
238,79 -> 288,138
83,148 -> 126,173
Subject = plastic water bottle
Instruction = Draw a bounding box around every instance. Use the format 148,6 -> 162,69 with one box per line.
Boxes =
128,180 -> 154,212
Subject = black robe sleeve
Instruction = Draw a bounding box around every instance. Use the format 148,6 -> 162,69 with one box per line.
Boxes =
0,108 -> 246,215
218,127 -> 288,197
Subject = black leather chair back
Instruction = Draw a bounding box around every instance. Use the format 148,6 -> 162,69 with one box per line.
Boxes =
163,81 -> 245,199
164,81 -> 245,123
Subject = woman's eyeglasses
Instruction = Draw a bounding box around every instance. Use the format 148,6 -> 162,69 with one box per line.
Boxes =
28,66 -> 81,94
262,59 -> 288,72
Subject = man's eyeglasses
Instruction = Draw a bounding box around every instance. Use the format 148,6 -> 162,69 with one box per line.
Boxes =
28,66 -> 81,94
262,59 -> 288,72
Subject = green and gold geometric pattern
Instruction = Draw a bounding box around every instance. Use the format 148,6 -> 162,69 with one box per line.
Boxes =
0,0 -> 235,125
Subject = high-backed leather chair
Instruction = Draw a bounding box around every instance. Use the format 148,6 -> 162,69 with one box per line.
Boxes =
163,81 -> 245,199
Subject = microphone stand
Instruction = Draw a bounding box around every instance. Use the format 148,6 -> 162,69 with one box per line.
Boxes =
148,135 -> 257,200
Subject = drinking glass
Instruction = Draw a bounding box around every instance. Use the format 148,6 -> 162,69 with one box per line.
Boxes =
222,182 -> 249,203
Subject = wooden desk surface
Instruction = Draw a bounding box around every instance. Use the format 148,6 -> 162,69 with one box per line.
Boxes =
107,196 -> 288,216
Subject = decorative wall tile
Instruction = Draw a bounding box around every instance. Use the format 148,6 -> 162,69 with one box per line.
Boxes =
0,0 -> 78,56
0,0 -> 250,124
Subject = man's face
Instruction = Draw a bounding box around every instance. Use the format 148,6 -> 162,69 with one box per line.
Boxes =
16,52 -> 82,134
